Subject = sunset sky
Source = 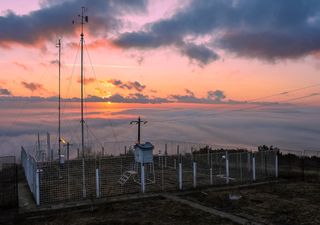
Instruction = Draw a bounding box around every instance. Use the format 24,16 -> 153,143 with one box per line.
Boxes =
1,0 -> 320,156
1,0 -> 319,104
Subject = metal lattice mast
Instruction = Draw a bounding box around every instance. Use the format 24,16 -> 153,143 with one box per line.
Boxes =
79,7 -> 88,160
56,39 -> 61,162
73,6 -> 88,198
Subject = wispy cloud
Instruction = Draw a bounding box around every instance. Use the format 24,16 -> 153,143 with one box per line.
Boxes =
170,89 -> 229,104
13,62 -> 31,71
0,88 -> 11,96
21,81 -> 46,92
108,79 -> 146,92
77,77 -> 96,85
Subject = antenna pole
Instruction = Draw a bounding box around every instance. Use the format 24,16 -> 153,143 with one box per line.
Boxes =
138,117 -> 141,144
130,117 -> 147,144
74,6 -> 88,199
57,39 -> 61,163
80,6 -> 85,160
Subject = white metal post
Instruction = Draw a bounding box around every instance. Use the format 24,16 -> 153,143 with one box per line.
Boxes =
193,162 -> 197,188
141,163 -> 145,193
275,153 -> 279,178
36,169 -> 40,206
252,155 -> 256,181
226,152 -> 230,184
179,162 -> 183,190
210,168 -> 213,185
96,168 -> 100,198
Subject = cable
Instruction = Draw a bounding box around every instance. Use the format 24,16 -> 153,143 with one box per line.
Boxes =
52,40 -> 81,147
151,91 -> 320,124
247,83 -> 320,102
84,41 -> 119,143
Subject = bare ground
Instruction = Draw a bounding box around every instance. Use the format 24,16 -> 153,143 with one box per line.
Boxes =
12,197 -> 236,225
183,181 -> 320,225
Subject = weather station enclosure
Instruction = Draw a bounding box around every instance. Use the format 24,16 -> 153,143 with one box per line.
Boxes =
134,142 -> 154,163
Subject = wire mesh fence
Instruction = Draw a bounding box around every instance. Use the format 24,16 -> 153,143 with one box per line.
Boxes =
21,142 -> 280,206
0,156 -> 18,209
21,148 -> 38,204
279,149 -> 320,181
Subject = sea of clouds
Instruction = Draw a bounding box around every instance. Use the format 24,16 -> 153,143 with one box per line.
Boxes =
0,101 -> 319,158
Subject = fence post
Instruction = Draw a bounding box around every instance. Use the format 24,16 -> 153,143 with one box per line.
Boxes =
174,159 -> 176,169
210,167 -> 213,185
96,168 -> 100,198
247,152 -> 251,171
275,152 -> 279,178
239,153 -> 243,181
36,169 -> 40,206
193,161 -> 197,188
141,163 -> 145,193
67,143 -> 70,161
82,158 -> 86,198
225,152 -> 230,184
179,162 -> 183,190
252,154 -> 256,181
302,150 -> 305,181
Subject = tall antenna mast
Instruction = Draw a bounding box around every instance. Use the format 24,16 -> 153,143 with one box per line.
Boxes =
80,7 -> 88,160
73,6 -> 88,198
56,39 -> 61,163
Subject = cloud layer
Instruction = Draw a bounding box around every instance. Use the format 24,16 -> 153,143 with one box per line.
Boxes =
2,0 -> 320,65
1,101 -> 319,157
114,0 -> 320,63
0,0 -> 147,47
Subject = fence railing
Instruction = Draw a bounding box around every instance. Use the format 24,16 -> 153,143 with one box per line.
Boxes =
21,147 -> 279,206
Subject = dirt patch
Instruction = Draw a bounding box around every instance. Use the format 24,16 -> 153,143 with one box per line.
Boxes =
183,181 -> 320,225
15,197 -> 236,225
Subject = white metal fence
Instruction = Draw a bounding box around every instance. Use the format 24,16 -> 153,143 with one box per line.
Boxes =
21,148 -> 39,205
